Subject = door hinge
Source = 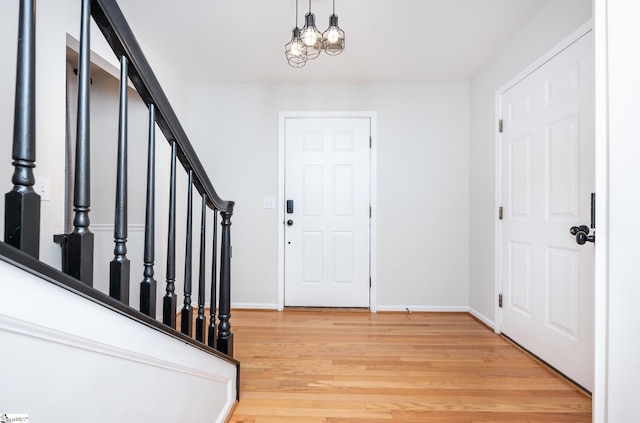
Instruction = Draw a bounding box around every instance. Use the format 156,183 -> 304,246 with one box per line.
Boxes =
499,294 -> 503,308
498,119 -> 504,133
369,205 -> 372,218
369,277 -> 372,288
498,206 -> 503,220
369,136 -> 372,148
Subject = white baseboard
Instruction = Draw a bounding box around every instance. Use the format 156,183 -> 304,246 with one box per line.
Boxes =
468,307 -> 495,330
375,305 -> 470,313
231,302 -> 278,310
226,303 -> 496,331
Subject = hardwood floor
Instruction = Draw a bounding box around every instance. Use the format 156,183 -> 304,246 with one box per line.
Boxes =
227,309 -> 591,423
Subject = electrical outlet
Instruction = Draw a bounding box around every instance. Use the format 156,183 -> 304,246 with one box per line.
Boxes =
34,176 -> 50,201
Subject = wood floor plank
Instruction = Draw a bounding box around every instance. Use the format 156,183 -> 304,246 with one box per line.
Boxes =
226,310 -> 591,422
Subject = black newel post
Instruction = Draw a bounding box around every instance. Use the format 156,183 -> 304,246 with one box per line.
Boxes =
207,211 -> 218,349
5,0 -> 40,258
195,194 -> 207,343
181,171 -> 194,337
140,104 -> 157,317
163,141 -> 177,328
217,211 -> 233,356
64,0 -> 94,285
109,55 -> 130,304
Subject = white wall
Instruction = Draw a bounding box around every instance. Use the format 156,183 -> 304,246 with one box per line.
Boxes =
187,82 -> 469,310
468,0 -> 592,325
596,0 -> 640,420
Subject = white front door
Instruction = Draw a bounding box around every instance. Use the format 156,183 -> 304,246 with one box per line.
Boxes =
284,117 -> 370,307
500,31 -> 594,390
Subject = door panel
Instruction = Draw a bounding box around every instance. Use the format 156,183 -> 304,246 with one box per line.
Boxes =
285,117 -> 370,307
509,241 -> 533,317
501,31 -> 594,391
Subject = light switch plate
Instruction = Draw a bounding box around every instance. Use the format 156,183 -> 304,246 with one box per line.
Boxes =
263,196 -> 276,209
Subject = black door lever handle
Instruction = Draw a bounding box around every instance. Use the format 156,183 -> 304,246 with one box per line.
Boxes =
570,225 -> 595,244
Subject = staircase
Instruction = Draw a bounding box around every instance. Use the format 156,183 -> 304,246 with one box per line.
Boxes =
0,1 -> 239,421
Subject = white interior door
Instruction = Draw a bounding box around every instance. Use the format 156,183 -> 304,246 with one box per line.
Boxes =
284,117 -> 370,307
500,31 -> 594,390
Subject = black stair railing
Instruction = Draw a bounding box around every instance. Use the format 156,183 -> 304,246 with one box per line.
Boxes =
90,0 -> 236,355
196,193 -> 208,343
5,0 -> 40,259
109,54 -> 130,305
181,170 -> 195,337
60,0 -> 95,286
140,104 -> 157,317
5,0 -> 236,358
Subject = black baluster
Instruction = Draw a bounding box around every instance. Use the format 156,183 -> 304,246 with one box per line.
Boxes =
65,0 -> 94,285
163,141 -> 177,328
5,0 -> 40,259
217,211 -> 233,356
181,171 -> 194,337
207,211 -> 218,349
195,194 -> 207,343
140,104 -> 157,317
109,55 -> 130,304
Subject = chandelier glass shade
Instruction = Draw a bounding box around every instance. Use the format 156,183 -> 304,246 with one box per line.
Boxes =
285,0 -> 345,67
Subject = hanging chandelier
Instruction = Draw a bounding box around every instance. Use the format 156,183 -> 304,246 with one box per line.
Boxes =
285,0 -> 345,67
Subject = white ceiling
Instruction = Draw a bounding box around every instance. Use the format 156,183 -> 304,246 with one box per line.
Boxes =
116,0 -> 552,84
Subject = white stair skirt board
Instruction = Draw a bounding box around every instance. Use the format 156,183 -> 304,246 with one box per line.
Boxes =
0,260 -> 237,423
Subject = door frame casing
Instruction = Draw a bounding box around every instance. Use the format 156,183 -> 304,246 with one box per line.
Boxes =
278,111 -> 378,312
494,21 -> 594,333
